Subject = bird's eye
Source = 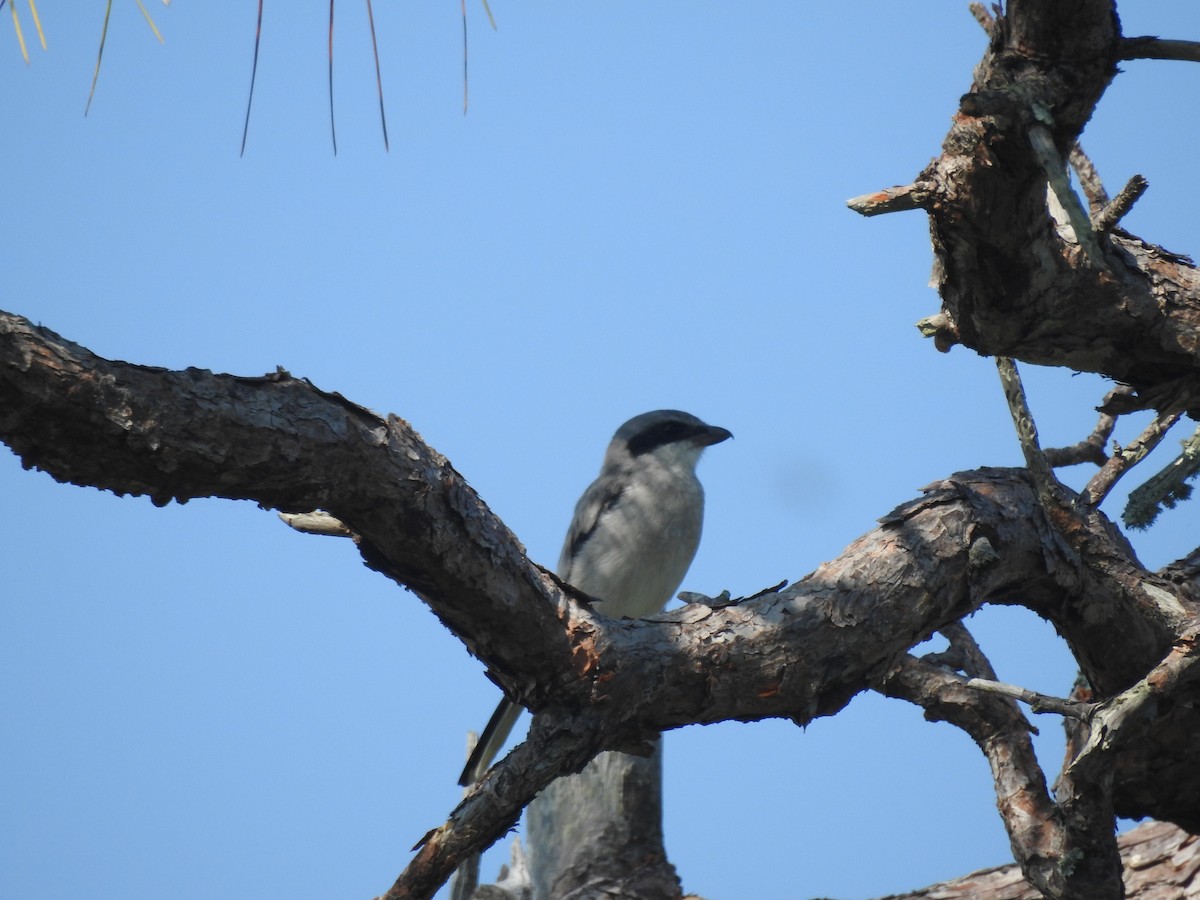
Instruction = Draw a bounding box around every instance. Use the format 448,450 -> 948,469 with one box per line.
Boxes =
627,420 -> 695,456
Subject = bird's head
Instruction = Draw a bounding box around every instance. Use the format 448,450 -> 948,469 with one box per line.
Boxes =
605,409 -> 732,474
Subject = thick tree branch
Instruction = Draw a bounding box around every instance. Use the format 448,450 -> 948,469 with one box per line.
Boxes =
4,308 -> 1199,896
879,820 -> 1200,899
854,0 -> 1200,416
0,312 -> 580,709
387,711 -> 607,900
880,625 -> 1121,899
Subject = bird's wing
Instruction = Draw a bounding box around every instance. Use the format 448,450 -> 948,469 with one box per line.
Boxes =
557,474 -> 625,578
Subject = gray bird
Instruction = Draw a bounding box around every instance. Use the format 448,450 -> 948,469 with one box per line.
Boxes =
458,409 -> 731,787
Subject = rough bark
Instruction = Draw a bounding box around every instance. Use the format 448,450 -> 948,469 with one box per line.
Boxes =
5,1 -> 1200,898
851,1 -> 1200,417
4,307 -> 1200,899
877,820 -> 1200,900
525,746 -> 679,900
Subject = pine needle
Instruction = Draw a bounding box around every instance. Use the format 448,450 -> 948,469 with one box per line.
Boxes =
85,0 -> 113,115
10,0 -> 28,65
240,0 -> 263,156
133,0 -> 164,43
328,0 -> 337,155
27,0 -> 45,51
460,0 -> 468,114
364,0 -> 389,151
481,0 -> 496,31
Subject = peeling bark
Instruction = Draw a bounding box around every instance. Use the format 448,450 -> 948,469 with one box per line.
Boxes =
4,305 -> 1200,898
876,820 -> 1200,900
855,1 -> 1200,416
5,1 -> 1200,898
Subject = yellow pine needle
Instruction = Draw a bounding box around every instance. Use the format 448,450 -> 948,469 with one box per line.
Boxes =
10,1 -> 29,64
481,0 -> 496,31
85,0 -> 113,116
134,0 -> 164,43
27,0 -> 45,51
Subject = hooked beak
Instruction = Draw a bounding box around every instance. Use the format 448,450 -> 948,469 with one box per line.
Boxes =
696,424 -> 733,447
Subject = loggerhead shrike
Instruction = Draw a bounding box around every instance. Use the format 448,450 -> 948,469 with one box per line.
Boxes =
458,409 -> 731,787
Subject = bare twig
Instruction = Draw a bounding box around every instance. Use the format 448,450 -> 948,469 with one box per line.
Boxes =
1092,174 -> 1149,233
846,182 -> 935,217
964,677 -> 1093,720
1080,409 -> 1183,508
996,357 -> 1065,505
1069,143 -> 1109,213
1066,625 -> 1200,773
1123,426 -> 1200,529
1120,37 -> 1200,64
1044,388 -> 1126,468
931,621 -> 999,679
968,2 -> 994,35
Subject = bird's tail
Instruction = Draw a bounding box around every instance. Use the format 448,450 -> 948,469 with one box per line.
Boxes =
458,699 -> 524,787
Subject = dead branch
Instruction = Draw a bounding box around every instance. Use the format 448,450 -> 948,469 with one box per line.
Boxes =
4,307 -> 1197,896
855,1 -> 1200,416
1120,37 -> 1200,64
879,646 -> 1120,898
1043,386 -> 1127,468
1081,410 -> 1183,508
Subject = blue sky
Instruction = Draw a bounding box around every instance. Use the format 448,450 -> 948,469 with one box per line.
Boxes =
2,4 -> 1199,899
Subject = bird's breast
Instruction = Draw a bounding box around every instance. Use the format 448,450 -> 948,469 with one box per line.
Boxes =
566,474 -> 704,619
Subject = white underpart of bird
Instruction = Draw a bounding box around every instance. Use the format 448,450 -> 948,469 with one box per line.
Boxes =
458,409 -> 732,787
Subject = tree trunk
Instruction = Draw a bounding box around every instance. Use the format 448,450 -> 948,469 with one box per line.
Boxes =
525,743 -> 679,900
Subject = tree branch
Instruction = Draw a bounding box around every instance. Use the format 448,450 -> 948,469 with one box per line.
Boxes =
963,677 -> 1092,720
1080,408 -> 1182,508
879,636 -> 1121,898
1091,173 -> 1148,233
3,308 -> 1198,895
1043,386 -> 1127,469
882,820 -> 1200,899
995,356 -> 1068,507
1068,142 -> 1110,213
896,0 -> 1200,415
1120,37 -> 1200,64
845,181 -> 935,217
